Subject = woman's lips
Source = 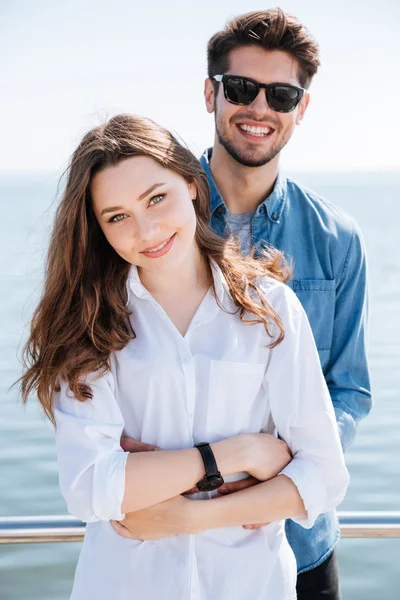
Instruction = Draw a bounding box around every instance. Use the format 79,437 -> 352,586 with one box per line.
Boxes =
140,233 -> 176,259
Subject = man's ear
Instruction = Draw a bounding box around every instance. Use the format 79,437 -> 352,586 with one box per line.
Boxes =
204,78 -> 216,114
296,92 -> 310,125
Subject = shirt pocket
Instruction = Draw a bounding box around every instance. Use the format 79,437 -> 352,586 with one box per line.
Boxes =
207,360 -> 266,440
286,279 -> 336,352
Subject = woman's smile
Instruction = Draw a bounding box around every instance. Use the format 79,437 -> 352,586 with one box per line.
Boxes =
139,233 -> 177,259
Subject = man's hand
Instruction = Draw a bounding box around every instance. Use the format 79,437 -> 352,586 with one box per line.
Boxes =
111,495 -> 192,541
120,436 -> 160,453
218,477 -> 270,530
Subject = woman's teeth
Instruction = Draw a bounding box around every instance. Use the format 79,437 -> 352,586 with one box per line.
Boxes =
239,124 -> 272,137
145,238 -> 170,253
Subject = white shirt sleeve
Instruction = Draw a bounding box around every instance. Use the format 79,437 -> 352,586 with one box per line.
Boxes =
263,282 -> 350,528
53,370 -> 129,523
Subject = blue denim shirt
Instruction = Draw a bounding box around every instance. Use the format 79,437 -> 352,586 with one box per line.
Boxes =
200,148 -> 372,573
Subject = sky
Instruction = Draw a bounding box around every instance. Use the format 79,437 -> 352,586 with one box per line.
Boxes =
1,0 -> 399,174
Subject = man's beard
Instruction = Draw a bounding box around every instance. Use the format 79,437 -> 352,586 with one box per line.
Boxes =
215,112 -> 291,168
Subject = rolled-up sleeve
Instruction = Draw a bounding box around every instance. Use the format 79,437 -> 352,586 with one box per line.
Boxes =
53,371 -> 129,523
263,283 -> 350,528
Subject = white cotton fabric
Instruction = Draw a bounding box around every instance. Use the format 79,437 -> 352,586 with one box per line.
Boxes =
53,261 -> 349,600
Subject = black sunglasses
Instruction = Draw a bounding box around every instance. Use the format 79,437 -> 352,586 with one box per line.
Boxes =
213,74 -> 306,113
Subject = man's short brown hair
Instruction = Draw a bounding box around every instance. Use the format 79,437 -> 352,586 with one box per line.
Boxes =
207,8 -> 320,89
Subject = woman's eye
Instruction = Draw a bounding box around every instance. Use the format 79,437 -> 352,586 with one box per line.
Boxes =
148,194 -> 165,206
109,214 -> 127,223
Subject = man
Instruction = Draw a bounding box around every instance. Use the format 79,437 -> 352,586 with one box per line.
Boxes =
116,9 -> 371,599
198,9 -> 371,599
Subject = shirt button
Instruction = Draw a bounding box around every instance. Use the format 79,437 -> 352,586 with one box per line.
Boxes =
271,212 -> 278,221
216,206 -> 224,215
182,356 -> 191,364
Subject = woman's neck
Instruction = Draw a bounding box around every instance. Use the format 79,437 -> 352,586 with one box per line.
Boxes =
138,245 -> 212,337
138,245 -> 211,301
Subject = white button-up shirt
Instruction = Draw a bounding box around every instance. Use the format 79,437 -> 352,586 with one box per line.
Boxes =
54,262 -> 349,600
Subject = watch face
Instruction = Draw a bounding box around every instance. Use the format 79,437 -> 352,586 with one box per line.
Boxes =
198,476 -> 224,492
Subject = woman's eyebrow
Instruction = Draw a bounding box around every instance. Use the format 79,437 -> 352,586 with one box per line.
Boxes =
138,182 -> 166,201
101,205 -> 124,216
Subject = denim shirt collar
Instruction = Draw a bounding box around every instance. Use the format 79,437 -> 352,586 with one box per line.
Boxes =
200,147 -> 287,224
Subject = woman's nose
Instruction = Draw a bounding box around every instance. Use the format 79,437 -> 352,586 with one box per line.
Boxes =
133,217 -> 160,243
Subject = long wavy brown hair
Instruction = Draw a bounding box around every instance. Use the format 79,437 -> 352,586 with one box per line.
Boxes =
19,114 -> 291,425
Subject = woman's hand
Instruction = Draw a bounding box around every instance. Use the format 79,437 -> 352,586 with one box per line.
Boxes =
116,434 -> 290,539
111,495 -> 193,541
242,433 -> 292,482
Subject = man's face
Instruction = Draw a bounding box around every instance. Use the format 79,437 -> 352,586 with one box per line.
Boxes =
204,46 -> 310,167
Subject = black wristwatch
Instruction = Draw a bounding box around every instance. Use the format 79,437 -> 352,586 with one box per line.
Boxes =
194,442 -> 224,492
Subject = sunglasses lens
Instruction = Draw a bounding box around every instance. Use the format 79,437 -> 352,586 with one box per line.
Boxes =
224,77 -> 258,105
267,85 -> 301,112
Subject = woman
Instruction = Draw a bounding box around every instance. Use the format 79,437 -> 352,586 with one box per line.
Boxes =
20,114 -> 348,600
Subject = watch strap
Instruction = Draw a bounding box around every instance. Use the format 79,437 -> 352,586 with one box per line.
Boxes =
194,442 -> 221,477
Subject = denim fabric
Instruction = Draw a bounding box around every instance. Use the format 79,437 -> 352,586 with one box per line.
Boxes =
200,148 -> 372,573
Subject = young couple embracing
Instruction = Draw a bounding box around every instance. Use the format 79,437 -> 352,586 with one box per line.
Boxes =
20,8 -> 371,600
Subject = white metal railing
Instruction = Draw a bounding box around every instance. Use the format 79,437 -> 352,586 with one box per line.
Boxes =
0,512 -> 399,544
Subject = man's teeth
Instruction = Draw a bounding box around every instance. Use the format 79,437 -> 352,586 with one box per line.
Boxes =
239,124 -> 272,136
145,238 -> 170,253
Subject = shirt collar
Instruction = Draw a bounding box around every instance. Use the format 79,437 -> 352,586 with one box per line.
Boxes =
200,147 -> 287,225
126,265 -> 152,302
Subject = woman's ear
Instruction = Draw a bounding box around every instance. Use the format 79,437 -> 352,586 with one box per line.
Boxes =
188,181 -> 197,201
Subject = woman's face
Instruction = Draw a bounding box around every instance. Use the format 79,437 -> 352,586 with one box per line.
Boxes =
91,156 -> 197,274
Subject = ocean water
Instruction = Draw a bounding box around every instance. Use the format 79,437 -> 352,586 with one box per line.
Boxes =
0,171 -> 399,599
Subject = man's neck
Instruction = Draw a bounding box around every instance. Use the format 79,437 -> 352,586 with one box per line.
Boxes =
209,141 -> 279,215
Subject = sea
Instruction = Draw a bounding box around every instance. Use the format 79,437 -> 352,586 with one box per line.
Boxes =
0,170 -> 399,599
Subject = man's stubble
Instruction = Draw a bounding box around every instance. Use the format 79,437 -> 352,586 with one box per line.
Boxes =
214,105 -> 293,168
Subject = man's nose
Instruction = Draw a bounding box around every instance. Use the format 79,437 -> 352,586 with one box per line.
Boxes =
248,88 -> 272,116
